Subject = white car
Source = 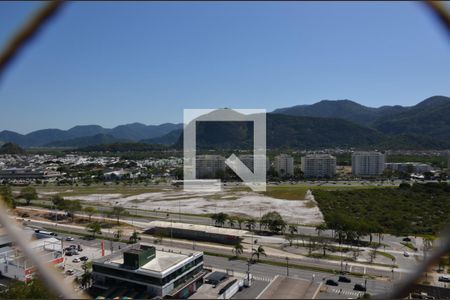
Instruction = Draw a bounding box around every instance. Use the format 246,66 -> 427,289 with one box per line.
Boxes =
65,269 -> 75,275
65,237 -> 74,241
72,258 -> 80,263
403,251 -> 410,257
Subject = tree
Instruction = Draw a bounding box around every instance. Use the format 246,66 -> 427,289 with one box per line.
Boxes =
80,261 -> 93,289
211,212 -> 228,227
252,245 -> 266,262
285,234 -> 294,247
20,187 -> 37,205
0,185 -> 15,208
51,194 -> 64,208
315,223 -> 327,237
129,230 -> 140,244
260,211 -> 286,234
307,237 -> 317,256
84,206 -> 97,222
245,218 -> 256,231
86,221 -> 102,238
61,200 -> 82,222
227,217 -> 235,228
317,236 -> 330,257
232,242 -> 244,257
235,216 -> 245,229
2,277 -> 57,299
113,229 -> 123,241
288,225 -> 298,235
369,249 -> 377,263
109,206 -> 129,225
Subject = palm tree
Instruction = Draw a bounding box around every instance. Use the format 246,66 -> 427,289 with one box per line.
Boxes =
114,229 -> 123,241
227,217 -> 235,228
109,206 -> 129,225
86,221 -> 102,239
252,245 -> 266,262
84,206 -> 97,222
235,217 -> 244,229
80,261 -> 93,288
129,230 -> 140,244
211,212 -> 228,227
232,242 -> 244,257
245,218 -> 256,231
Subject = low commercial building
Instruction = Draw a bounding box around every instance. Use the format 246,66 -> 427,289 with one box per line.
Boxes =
351,151 -> 385,176
145,221 -> 246,245
274,154 -> 294,177
92,243 -> 207,299
301,154 -> 336,178
196,155 -> 226,179
0,237 -> 64,282
385,162 -> 433,174
0,168 -> 61,180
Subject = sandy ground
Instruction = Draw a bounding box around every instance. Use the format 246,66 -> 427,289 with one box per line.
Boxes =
63,188 -> 323,225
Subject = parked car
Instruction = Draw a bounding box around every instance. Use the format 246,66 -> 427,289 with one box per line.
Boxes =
65,269 -> 75,275
326,279 -> 339,286
438,275 -> 450,283
72,258 -> 80,263
354,284 -> 367,292
65,237 -> 74,241
338,276 -> 351,283
69,245 -> 77,249
402,237 -> 411,242
64,251 -> 73,256
80,256 -> 88,261
403,251 -> 410,257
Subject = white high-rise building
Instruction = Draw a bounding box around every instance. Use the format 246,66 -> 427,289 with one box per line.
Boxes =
351,151 -> 385,176
195,155 -> 225,178
301,154 -> 336,178
274,154 -> 294,177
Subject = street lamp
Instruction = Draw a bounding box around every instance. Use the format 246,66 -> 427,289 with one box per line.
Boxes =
286,257 -> 289,276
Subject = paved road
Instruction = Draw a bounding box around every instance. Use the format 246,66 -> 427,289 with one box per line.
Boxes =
19,213 -> 413,280
203,255 -> 392,298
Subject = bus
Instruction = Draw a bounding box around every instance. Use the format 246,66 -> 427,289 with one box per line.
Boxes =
34,229 -> 59,239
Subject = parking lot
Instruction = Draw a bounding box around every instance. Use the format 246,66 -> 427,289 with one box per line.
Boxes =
55,233 -> 127,282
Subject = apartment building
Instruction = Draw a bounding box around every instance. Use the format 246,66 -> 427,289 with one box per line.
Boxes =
301,154 -> 336,178
274,154 -> 294,177
351,151 -> 385,176
195,155 -> 226,179
238,154 -> 269,173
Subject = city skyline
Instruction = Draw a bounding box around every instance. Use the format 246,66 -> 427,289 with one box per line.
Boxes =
1,2 -> 449,133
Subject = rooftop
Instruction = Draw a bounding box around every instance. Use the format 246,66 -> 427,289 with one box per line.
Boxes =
95,243 -> 202,274
148,220 -> 248,237
111,249 -> 187,272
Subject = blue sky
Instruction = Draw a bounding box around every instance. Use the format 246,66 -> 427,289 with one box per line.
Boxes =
0,1 -> 449,133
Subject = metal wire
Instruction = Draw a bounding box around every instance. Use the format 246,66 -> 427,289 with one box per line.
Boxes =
0,0 -> 64,81
424,1 -> 450,37
0,196 -> 79,299
377,226 -> 450,299
0,1 -> 449,299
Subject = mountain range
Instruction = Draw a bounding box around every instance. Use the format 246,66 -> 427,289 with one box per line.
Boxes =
0,123 -> 182,148
1,95 -> 449,150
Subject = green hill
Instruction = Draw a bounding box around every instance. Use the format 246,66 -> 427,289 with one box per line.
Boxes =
0,142 -> 25,155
